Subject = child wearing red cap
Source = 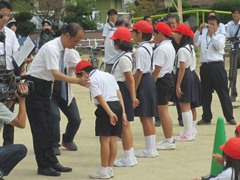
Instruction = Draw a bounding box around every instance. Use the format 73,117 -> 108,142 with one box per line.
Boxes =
75,60 -> 127,179
172,24 -> 201,142
131,20 -> 158,158
110,27 -> 139,167
193,137 -> 240,180
152,22 -> 176,150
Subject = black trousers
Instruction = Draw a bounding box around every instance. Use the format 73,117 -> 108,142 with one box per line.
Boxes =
2,103 -> 14,146
49,95 -> 81,148
200,62 -> 234,122
26,77 -> 58,169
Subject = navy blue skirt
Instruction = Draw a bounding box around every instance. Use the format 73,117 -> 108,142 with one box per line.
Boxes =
134,73 -> 157,117
191,70 -> 202,108
175,68 -> 195,103
118,81 -> 134,121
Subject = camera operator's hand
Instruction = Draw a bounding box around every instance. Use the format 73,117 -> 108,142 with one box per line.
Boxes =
24,56 -> 33,64
15,83 -> 29,101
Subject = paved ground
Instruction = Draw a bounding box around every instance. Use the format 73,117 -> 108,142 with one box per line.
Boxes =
2,58 -> 240,180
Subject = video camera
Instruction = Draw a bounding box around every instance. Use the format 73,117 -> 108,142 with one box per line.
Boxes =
0,71 -> 34,101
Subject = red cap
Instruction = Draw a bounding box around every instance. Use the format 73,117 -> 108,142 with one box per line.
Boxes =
220,137 -> 240,160
172,23 -> 194,39
154,22 -> 172,37
131,20 -> 153,33
236,124 -> 240,134
110,27 -> 131,42
75,60 -> 92,73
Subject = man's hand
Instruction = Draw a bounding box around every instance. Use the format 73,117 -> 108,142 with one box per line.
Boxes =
24,57 -> 33,64
198,23 -> 206,32
16,83 -> 29,101
76,77 -> 90,87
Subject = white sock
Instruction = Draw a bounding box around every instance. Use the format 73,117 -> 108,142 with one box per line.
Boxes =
193,120 -> 197,134
145,135 -> 152,151
182,111 -> 193,135
100,167 -> 108,174
108,167 -> 113,171
131,147 -> 136,158
166,137 -> 174,144
151,134 -> 156,151
123,149 -> 132,159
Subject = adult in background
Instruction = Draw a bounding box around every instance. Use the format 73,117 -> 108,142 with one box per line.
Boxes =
49,47 -> 82,155
0,84 -> 28,180
104,15 -> 131,73
166,13 -> 184,127
102,9 -> 118,41
194,16 -> 237,126
26,23 -> 89,176
226,7 -> 240,102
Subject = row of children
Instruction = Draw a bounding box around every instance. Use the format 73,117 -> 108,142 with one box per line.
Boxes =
75,19 -> 202,179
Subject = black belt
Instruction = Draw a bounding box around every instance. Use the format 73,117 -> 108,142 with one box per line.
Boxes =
30,76 -> 53,85
201,61 -> 223,65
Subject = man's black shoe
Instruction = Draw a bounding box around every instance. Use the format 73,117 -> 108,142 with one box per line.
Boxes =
62,141 -> 78,151
37,167 -> 61,176
53,147 -> 61,156
197,119 -> 211,125
178,120 -> 183,126
227,119 -> 237,125
52,163 -> 72,172
154,119 -> 161,127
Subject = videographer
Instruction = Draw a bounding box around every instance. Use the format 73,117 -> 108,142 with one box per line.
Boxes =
0,1 -> 32,147
226,7 -> 240,102
0,83 -> 28,180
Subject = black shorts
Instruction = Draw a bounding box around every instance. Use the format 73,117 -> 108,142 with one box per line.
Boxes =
95,101 -> 122,137
156,73 -> 174,105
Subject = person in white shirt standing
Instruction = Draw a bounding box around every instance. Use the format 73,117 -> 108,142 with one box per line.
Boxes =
102,9 -> 118,41
194,16 -> 236,126
152,22 -> 176,149
226,7 -> 240,102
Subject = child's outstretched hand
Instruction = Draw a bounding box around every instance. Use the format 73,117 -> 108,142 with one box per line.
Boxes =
213,153 -> 224,166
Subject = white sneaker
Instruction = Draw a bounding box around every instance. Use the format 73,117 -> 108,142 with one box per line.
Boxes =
178,131 -> 196,140
114,158 -> 135,167
174,134 -> 194,142
156,140 -> 176,150
108,169 -> 114,178
134,149 -> 158,158
89,170 -> 110,179
132,156 -> 138,165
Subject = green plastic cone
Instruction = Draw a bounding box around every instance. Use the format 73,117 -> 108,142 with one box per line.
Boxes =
210,117 -> 226,176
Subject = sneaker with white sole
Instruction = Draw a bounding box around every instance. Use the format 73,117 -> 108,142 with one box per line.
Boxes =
132,156 -> 138,165
114,158 -> 135,167
174,134 -> 194,142
108,169 -> 114,178
134,149 -> 158,158
89,170 -> 110,179
156,140 -> 176,150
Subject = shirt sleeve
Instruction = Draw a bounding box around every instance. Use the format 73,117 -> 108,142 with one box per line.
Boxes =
90,79 -> 102,98
118,56 -> 132,73
66,49 -> 81,68
0,102 -> 16,124
44,46 -> 61,71
153,48 -> 166,67
177,48 -> 188,63
210,168 -> 233,180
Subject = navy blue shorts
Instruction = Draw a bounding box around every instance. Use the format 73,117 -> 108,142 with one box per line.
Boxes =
95,101 -> 122,137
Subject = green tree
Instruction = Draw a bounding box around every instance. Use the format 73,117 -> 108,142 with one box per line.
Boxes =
63,0 -> 96,30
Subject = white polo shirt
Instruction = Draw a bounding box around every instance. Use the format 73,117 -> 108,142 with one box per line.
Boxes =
0,26 -> 20,70
27,37 -> 64,81
134,41 -> 153,73
89,69 -> 119,105
103,28 -> 120,64
112,52 -> 133,82
177,44 -> 194,69
102,21 -> 115,38
153,40 -> 175,78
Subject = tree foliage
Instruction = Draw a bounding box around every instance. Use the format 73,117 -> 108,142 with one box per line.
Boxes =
14,12 -> 36,36
63,0 -> 96,30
